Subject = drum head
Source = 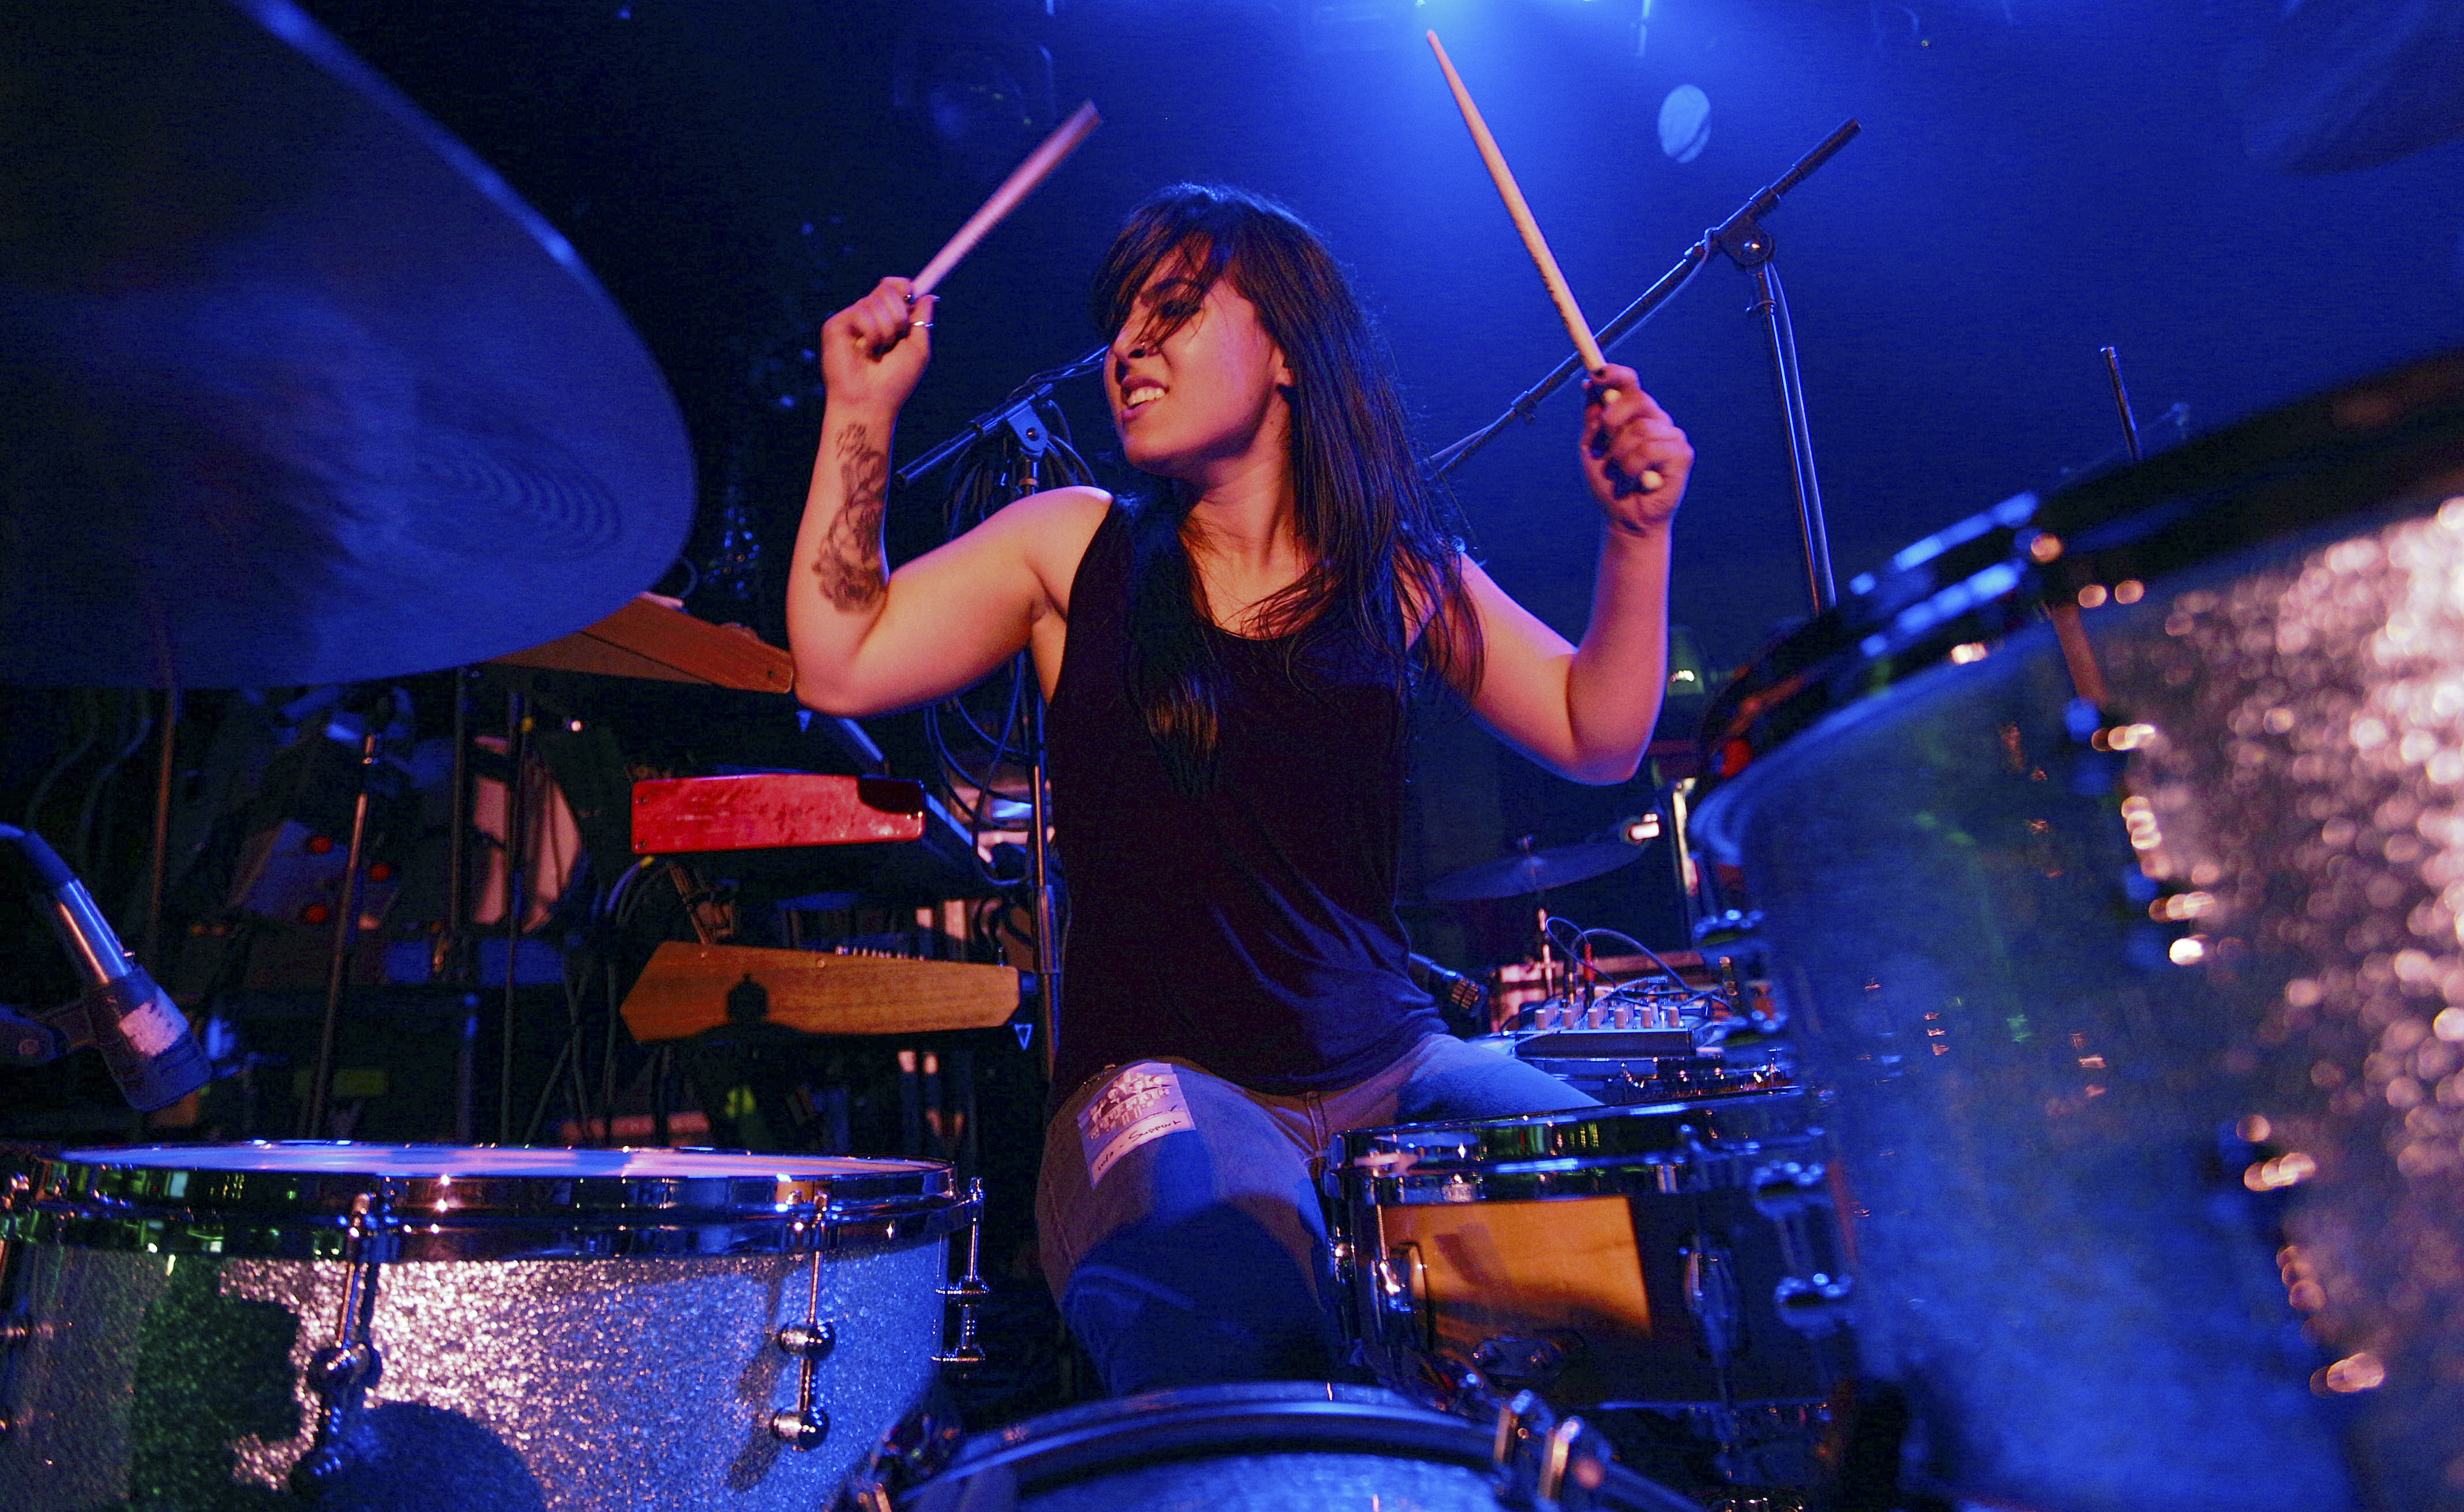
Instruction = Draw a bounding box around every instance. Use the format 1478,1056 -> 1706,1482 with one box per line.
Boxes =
54,1142 -> 936,1179
900,1383 -> 1700,1512
11,1141 -> 964,1259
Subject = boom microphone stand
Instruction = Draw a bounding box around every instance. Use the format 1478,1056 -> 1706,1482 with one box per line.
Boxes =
1429,119 -> 1861,616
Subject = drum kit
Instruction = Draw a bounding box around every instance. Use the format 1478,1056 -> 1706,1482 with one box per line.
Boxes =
10,3 -> 2464,1511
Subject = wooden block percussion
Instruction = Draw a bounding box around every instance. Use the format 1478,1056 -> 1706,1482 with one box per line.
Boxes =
619,942 -> 1020,1042
630,773 -> 927,855
491,595 -> 797,694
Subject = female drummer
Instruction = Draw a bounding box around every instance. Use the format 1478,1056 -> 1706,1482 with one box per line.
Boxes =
787,183 -> 1691,1394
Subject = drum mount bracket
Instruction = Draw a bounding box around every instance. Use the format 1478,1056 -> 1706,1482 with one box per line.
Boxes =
288,1190 -> 390,1498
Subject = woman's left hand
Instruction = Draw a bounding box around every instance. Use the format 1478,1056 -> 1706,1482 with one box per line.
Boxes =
1578,364 -> 1692,535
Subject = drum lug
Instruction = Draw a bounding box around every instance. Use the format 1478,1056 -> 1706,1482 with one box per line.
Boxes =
288,1188 -> 392,1497
1680,1234 -> 1745,1363
1490,1391 -> 1615,1511
772,1232 -> 839,1450
1749,1159 -> 1855,1338
1372,1241 -> 1432,1352
933,1178 -> 990,1368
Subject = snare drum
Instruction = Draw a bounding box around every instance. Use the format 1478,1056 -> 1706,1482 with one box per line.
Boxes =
0,1142 -> 973,1511
1327,1092 -> 1842,1485
1693,353 -> 2464,1511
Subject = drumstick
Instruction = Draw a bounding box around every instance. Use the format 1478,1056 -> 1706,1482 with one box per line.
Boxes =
911,101 -> 1102,298
1426,33 -> 1661,491
1426,33 -> 1604,377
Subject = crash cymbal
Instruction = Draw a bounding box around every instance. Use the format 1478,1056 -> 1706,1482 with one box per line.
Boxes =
0,0 -> 693,687
1425,838 -> 1647,902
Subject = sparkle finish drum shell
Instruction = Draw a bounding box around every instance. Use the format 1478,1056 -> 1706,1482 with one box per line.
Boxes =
1692,352 -> 2464,1512
0,1143 -> 970,1512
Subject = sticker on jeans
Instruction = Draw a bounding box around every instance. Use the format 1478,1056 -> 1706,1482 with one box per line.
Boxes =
1077,1063 -> 1194,1186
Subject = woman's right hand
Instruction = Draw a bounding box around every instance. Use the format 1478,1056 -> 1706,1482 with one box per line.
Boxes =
819,277 -> 937,413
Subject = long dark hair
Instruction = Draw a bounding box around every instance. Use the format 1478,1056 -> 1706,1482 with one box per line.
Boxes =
1091,183 -> 1482,792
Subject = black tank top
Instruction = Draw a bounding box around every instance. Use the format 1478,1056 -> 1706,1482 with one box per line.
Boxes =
1046,504 -> 1443,1099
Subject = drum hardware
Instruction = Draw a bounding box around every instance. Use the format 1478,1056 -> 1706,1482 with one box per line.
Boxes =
1370,1240 -> 1435,1353
302,727 -> 382,1139
1689,353 -> 2464,1510
0,1144 -> 967,1509
1748,1162 -> 1852,1342
882,1382 -> 1695,1511
771,1225 -> 838,1449
931,1178 -> 991,1368
1329,1094 -> 1836,1498
1489,1389 -> 1620,1511
1473,1332 -> 1584,1390
832,1376 -> 968,1512
1680,1234 -> 1744,1363
288,1188 -> 389,1494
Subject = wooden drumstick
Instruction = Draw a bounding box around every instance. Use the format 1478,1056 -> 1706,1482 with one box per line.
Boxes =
1427,33 -> 1661,490
911,101 -> 1102,299
1426,33 -> 1604,376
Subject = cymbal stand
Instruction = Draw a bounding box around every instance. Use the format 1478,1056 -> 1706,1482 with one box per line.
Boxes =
498,690 -> 531,1144
1736,247 -> 1834,613
439,670 -> 478,1144
140,683 -> 178,970
906,373 -> 1093,1086
301,727 -> 379,1138
1028,702 -> 1060,1081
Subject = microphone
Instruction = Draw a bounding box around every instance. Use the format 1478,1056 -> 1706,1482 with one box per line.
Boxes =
1407,951 -> 1492,1037
1,825 -> 211,1112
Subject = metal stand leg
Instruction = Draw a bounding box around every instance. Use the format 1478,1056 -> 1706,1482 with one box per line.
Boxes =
1027,699 -> 1059,1081
301,729 -> 378,1138
140,683 -> 178,970
1745,260 -> 1836,614
442,671 -> 476,1144
498,691 -> 529,1144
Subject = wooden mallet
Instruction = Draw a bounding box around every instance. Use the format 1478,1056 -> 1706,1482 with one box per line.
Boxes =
1426,33 -> 1659,490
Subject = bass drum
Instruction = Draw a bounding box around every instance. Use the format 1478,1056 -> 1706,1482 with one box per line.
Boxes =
1692,352 -> 2464,1512
883,1382 -> 1703,1512
0,1142 -> 972,1511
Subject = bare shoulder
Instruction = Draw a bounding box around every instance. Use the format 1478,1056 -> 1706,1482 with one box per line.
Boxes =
984,485 -> 1114,614
991,484 -> 1113,531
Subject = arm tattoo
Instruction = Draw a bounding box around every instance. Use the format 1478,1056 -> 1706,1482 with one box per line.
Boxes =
814,423 -> 889,611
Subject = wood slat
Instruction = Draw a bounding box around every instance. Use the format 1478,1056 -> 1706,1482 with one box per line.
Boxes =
619,942 -> 1020,1041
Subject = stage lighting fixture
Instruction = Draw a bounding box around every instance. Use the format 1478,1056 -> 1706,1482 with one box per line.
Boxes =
1659,84 -> 1709,163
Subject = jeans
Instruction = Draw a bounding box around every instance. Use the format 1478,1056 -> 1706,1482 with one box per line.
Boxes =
1035,1033 -> 1597,1396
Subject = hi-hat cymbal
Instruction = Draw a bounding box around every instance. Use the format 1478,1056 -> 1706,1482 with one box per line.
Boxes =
0,0 -> 694,687
1426,838 -> 1647,902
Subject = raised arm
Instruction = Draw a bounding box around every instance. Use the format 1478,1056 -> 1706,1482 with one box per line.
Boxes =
786,277 -> 1104,716
1454,364 -> 1691,784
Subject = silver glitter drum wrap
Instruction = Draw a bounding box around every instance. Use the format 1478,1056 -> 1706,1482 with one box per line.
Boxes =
0,1147 -> 956,1512
1696,491 -> 2464,1512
